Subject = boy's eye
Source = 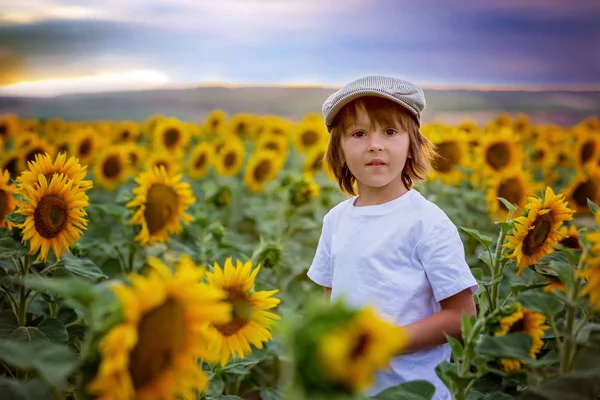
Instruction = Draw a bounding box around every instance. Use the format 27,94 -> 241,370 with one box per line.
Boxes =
385,129 -> 397,136
352,131 -> 366,138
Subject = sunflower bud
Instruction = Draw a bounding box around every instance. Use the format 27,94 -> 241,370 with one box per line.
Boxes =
251,241 -> 283,270
209,222 -> 225,243
289,177 -> 320,208
212,186 -> 232,209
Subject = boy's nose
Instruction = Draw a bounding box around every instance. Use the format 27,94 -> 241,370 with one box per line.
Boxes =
368,134 -> 384,152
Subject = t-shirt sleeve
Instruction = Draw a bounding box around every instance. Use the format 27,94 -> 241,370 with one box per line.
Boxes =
416,219 -> 479,302
307,213 -> 332,288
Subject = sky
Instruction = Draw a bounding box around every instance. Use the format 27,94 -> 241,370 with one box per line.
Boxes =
0,0 -> 599,96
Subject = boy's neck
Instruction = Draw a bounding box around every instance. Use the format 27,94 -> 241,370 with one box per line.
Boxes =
353,180 -> 409,207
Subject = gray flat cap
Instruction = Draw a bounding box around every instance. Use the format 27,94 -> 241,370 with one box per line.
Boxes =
322,75 -> 426,131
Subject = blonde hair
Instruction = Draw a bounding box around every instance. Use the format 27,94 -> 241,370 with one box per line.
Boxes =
324,96 -> 436,196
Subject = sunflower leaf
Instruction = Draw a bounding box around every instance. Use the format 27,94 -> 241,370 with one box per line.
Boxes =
494,222 -> 514,234
369,380 -> 436,400
476,333 -> 534,362
0,377 -> 53,400
36,318 -> 69,344
60,254 -> 108,281
497,197 -> 517,213
0,339 -> 78,390
25,276 -> 97,311
517,291 -> 563,317
460,227 -> 494,249
587,199 -> 599,215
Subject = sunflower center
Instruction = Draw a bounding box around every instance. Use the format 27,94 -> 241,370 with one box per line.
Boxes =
557,152 -> 568,165
252,160 -> 272,182
144,184 -> 179,235
26,147 -> 45,164
128,298 -> 186,390
214,288 -> 252,336
129,152 -> 139,165
559,235 -> 581,249
224,152 -> 237,169
0,190 -> 9,218
194,153 -> 207,169
34,194 -> 69,239
58,144 -> 69,154
434,141 -> 461,172
0,123 -> 6,137
236,122 -> 246,135
79,139 -> 92,157
4,157 -> 18,178
531,149 -> 545,163
497,178 -> 523,211
580,141 -> 595,165
121,130 -> 130,141
211,119 -> 219,129
264,141 -> 279,151
350,332 -> 370,360
573,179 -> 598,208
102,155 -> 122,179
164,128 -> 180,148
508,318 -> 525,333
301,130 -> 319,147
485,143 -> 511,171
522,213 -> 553,256
311,152 -> 324,171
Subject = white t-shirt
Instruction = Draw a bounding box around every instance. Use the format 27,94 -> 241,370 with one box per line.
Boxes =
307,188 -> 478,400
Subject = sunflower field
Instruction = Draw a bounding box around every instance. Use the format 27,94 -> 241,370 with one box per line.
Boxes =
0,111 -> 599,400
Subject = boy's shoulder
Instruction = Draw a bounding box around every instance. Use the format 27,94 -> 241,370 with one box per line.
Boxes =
323,196 -> 355,223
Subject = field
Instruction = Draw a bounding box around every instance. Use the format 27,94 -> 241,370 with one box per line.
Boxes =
0,108 -> 599,400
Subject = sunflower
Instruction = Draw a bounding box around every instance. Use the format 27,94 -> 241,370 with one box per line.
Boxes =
143,114 -> 166,139
214,140 -> 245,177
19,137 -> 56,173
484,170 -> 537,221
186,142 -> 214,180
493,306 -> 546,373
555,224 -> 583,250
289,176 -> 321,207
94,147 -> 132,191
205,258 -> 281,366
228,113 -> 256,139
575,133 -> 600,173
564,167 -> 600,214
528,140 -> 557,172
244,151 -> 284,194
579,239 -> 600,310
203,109 -> 228,138
17,152 -> 93,192
15,132 -> 38,149
0,114 -> 19,141
144,151 -> 182,175
71,127 -> 102,165
429,129 -> 470,186
1,149 -> 22,178
318,307 -> 407,393
19,119 -> 40,135
152,117 -> 191,154
112,120 -> 141,144
504,187 -> 575,274
16,173 -> 89,262
0,169 -> 17,227
292,119 -> 327,154
127,166 -> 195,247
43,117 -> 66,139
303,146 -> 328,177
477,129 -> 524,177
122,143 -> 148,171
87,255 -> 231,400
256,134 -> 289,161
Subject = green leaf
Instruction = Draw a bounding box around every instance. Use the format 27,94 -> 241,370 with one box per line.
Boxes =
520,375 -> 600,400
0,310 -> 19,338
460,227 -> 494,248
446,334 -> 464,358
36,318 -> 69,344
26,276 -> 96,310
588,199 -> 599,215
0,339 -> 79,389
370,380 -> 436,400
10,327 -> 48,343
61,254 -> 108,281
478,252 -> 493,269
517,291 -> 563,317
0,237 -> 28,259
259,388 -> 282,400
0,377 -> 53,400
494,221 -> 514,234
497,197 -> 517,212
576,323 -> 600,344
510,282 -> 549,295
476,333 -> 534,362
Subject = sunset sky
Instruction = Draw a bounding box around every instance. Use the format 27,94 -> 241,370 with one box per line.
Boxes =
1,0 -> 599,96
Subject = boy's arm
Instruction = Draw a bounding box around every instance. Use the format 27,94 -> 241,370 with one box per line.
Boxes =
324,287 -> 332,301
401,288 -> 476,353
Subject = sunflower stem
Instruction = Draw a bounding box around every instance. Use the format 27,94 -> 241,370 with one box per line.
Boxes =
17,255 -> 31,327
127,244 -> 137,273
560,248 -> 587,375
489,229 -> 507,312
1,283 -> 18,316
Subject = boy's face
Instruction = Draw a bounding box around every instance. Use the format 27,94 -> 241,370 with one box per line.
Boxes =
340,105 -> 410,193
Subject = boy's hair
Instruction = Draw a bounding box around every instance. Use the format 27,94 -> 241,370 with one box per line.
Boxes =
324,96 -> 436,196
